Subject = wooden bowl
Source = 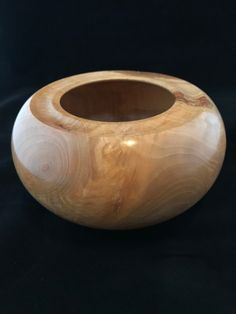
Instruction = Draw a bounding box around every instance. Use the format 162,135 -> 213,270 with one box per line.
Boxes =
11,71 -> 226,229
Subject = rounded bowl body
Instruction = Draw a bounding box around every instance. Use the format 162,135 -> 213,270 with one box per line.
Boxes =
11,71 -> 226,229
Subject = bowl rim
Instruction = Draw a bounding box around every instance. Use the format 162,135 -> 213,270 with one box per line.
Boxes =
29,70 -> 215,135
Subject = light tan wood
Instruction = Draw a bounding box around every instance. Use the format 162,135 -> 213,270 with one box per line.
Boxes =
11,71 -> 226,229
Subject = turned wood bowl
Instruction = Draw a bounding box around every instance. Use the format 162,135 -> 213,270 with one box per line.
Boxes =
11,71 -> 226,229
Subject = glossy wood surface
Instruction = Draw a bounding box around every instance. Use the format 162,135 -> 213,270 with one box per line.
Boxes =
11,71 -> 226,229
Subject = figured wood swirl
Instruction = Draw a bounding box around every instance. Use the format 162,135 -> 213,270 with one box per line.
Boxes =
11,71 -> 226,229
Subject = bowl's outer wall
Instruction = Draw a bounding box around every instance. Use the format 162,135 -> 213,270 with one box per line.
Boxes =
11,71 -> 226,229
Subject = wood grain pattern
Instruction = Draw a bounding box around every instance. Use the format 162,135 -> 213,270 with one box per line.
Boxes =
11,71 -> 226,229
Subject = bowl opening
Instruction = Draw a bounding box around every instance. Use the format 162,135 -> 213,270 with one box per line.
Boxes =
60,79 -> 175,122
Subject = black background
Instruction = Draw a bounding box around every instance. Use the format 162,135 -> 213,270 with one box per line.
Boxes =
0,0 -> 236,313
